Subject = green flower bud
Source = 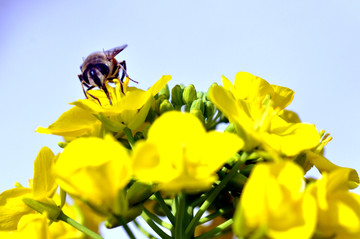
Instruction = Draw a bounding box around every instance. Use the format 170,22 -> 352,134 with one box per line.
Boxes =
154,97 -> 163,115
171,85 -> 184,107
127,182 -> 154,206
204,101 -> 215,119
190,98 -> 204,113
22,198 -> 61,221
58,142 -> 67,148
225,123 -> 236,133
146,107 -> 156,123
190,109 -> 204,123
182,84 -> 197,105
197,91 -> 204,100
160,99 -> 174,114
157,84 -> 170,100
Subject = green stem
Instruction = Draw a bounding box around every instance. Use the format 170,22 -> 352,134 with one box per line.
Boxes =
143,208 -> 173,230
141,211 -> 171,239
57,211 -> 103,239
154,192 -> 175,225
197,207 -> 232,225
185,152 -> 248,237
123,127 -> 135,148
114,215 -> 136,239
133,219 -> 157,239
195,218 -> 233,239
174,192 -> 187,239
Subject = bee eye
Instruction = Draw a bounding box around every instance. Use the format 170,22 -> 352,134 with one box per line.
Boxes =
96,64 -> 110,76
89,69 -> 96,77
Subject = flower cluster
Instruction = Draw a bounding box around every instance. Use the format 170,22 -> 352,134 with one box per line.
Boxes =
0,72 -> 359,239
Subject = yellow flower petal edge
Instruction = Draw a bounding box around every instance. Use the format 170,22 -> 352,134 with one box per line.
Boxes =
36,106 -> 101,138
306,151 -> 359,189
32,147 -> 57,200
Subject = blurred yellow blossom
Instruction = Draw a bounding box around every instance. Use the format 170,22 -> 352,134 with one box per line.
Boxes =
234,160 -> 317,239
310,168 -> 360,238
132,111 -> 244,192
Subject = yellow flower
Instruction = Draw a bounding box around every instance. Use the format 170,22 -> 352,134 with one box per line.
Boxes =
72,76 -> 171,132
208,72 -> 320,156
54,135 -> 132,215
36,106 -> 102,139
0,147 -> 58,231
132,111 -> 244,192
234,160 -> 317,239
309,168 -> 360,238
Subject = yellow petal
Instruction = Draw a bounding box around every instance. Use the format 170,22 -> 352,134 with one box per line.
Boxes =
17,214 -> 50,239
32,147 -> 57,199
0,187 -> 33,230
36,107 -> 101,137
307,151 -> 359,189
271,85 -> 295,110
148,75 -> 172,95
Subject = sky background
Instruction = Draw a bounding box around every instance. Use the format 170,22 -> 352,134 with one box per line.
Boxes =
1,0 -> 360,238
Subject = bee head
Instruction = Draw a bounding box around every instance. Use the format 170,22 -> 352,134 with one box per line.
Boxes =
84,64 -> 110,88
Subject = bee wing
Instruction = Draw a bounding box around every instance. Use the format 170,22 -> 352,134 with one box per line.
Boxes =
104,44 -> 128,59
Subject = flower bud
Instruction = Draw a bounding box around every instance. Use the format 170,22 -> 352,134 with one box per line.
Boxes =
171,85 -> 184,107
145,108 -> 156,123
224,123 -> 235,133
190,109 -> 204,123
58,142 -> 67,148
22,198 -> 61,221
182,84 -> 197,105
157,84 -> 170,100
204,101 -> 215,119
127,182 -> 154,206
197,91 -> 206,101
190,99 -> 204,113
160,99 -> 174,114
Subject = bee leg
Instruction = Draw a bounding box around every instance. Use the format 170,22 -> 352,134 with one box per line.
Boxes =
86,90 -> 102,106
118,60 -> 138,84
102,85 -> 113,105
81,80 -> 102,106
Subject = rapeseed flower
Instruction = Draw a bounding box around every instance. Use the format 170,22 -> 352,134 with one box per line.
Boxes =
209,72 -> 320,156
54,135 -> 132,215
234,160 -> 317,238
132,111 -> 244,192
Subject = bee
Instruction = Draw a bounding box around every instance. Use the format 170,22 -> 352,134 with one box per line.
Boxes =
78,44 -> 135,105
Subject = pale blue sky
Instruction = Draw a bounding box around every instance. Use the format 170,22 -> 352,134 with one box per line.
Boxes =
1,0 -> 360,238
